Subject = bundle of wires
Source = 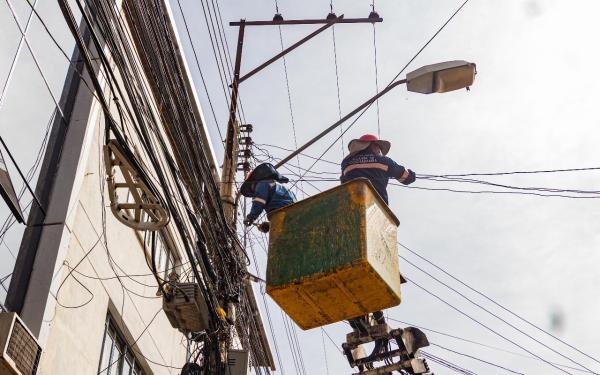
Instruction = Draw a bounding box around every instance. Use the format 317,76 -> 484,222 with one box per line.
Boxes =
55,0 -> 272,372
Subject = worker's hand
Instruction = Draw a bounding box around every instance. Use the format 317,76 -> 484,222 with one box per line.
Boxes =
401,169 -> 416,185
257,222 -> 271,233
243,217 -> 253,226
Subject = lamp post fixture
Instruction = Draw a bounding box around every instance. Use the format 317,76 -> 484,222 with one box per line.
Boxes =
274,60 -> 476,169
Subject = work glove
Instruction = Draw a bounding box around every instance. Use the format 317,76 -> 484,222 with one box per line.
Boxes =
401,169 -> 416,185
257,222 -> 270,233
243,217 -> 253,226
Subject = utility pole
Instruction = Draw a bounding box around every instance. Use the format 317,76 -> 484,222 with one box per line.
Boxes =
219,14 -> 383,226
220,23 -> 245,224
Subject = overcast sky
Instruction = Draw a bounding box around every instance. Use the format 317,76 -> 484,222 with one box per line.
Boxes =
2,0 -> 600,374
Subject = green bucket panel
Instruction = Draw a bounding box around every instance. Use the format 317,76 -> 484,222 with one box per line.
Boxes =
267,180 -> 378,287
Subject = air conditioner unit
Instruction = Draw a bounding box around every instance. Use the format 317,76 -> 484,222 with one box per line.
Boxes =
163,283 -> 210,333
0,312 -> 41,375
225,350 -> 249,375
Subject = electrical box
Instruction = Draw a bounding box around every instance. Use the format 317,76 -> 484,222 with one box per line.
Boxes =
266,178 -> 402,330
0,312 -> 41,375
163,283 -> 210,333
225,350 -> 249,375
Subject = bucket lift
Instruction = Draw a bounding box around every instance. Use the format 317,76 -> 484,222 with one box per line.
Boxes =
266,179 -> 402,329
263,179 -> 434,373
342,314 -> 433,374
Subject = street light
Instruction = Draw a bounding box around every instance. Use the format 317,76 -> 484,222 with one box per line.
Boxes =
407,60 -> 476,94
275,60 -> 476,168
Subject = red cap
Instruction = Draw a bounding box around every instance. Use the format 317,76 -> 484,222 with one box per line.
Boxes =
358,134 -> 380,142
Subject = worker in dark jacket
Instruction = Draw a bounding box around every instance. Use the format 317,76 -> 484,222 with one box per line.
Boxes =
340,134 -> 416,204
241,163 -> 296,226
341,134 -> 415,357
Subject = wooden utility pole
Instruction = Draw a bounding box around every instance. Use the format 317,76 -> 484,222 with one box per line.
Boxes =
220,22 -> 245,225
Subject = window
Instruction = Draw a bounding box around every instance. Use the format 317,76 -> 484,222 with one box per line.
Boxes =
98,315 -> 145,375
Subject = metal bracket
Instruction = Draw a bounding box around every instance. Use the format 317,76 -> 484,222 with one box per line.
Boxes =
342,319 -> 433,375
103,139 -> 169,231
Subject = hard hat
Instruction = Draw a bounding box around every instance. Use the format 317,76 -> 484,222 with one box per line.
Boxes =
347,134 -> 391,156
240,163 -> 289,197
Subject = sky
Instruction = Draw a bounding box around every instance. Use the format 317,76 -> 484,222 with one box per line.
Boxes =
2,0 -> 600,374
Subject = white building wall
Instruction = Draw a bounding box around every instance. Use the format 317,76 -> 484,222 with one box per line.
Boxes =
35,83 -> 187,375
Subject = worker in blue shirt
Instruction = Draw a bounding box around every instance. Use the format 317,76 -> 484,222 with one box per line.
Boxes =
341,134 -> 415,357
340,134 -> 416,204
241,163 -> 296,226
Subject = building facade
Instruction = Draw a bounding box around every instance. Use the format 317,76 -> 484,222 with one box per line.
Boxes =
3,0 -> 272,374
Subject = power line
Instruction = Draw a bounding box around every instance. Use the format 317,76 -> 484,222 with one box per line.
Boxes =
175,0 -> 225,146
404,275 -> 574,374
421,350 -> 479,375
400,242 -> 600,367
427,166 -> 600,178
401,254 -> 597,374
431,343 -> 525,374
321,329 -> 331,375
4,0 -> 68,126
371,0 -> 381,137
275,11 -> 305,199
386,317 -> 598,374
0,0 -> 40,109
285,0 -> 471,191
394,182 -> 600,199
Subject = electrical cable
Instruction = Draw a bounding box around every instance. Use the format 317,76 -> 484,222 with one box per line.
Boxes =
329,0 -> 344,157
175,0 -> 225,146
431,343 -> 525,374
285,0 -> 471,191
274,1 -> 305,200
0,0 -> 40,109
321,329 -> 331,375
399,242 -> 600,367
421,350 -> 479,375
387,317 -> 597,374
371,0 -> 381,137
405,274 -> 574,374
4,0 -> 69,127
401,254 -> 597,373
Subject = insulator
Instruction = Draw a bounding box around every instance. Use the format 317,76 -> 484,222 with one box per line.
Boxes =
273,13 -> 284,22
239,124 -> 253,133
368,11 -> 380,20
238,149 -> 252,158
238,136 -> 253,145
326,12 -> 337,20
237,162 -> 251,171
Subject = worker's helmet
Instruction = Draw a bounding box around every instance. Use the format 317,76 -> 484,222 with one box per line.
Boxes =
240,162 -> 289,197
348,134 -> 391,156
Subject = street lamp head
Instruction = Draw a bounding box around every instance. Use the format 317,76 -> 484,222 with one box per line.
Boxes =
406,60 -> 476,94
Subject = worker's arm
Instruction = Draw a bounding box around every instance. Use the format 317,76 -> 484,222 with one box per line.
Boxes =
245,181 -> 270,225
382,157 -> 416,185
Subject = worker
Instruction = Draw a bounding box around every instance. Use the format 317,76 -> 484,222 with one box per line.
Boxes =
241,162 -> 296,226
340,134 -> 416,204
340,134 -> 416,357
